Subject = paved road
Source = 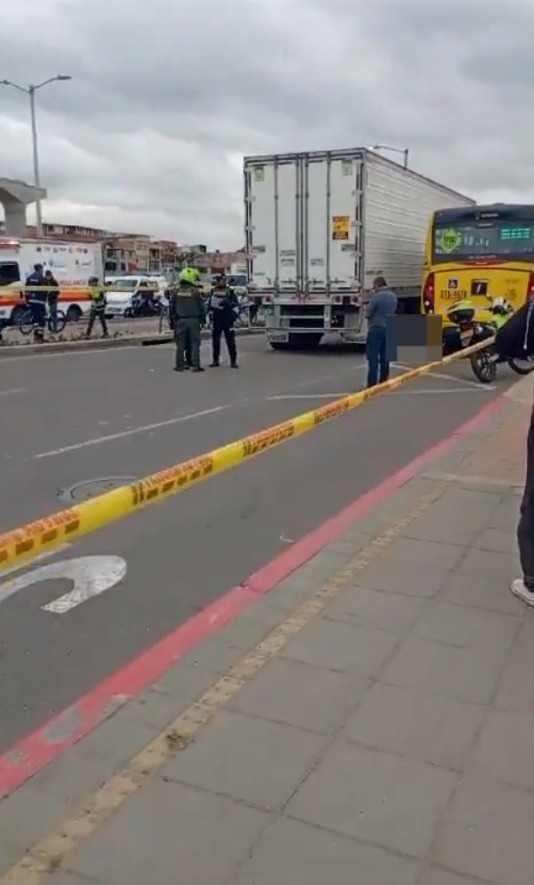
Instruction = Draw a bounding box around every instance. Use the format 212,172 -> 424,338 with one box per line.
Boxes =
0,335 -> 519,753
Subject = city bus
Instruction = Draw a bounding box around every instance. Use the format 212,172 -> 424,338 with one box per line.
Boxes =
421,204 -> 534,335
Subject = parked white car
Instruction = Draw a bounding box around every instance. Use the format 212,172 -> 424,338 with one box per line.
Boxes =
105,276 -> 165,317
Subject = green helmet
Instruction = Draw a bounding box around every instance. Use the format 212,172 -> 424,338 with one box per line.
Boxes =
179,266 -> 200,286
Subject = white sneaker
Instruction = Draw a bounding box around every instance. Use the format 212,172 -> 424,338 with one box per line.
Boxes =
511,579 -> 534,606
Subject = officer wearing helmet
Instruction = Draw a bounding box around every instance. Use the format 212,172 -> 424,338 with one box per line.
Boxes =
168,267 -> 206,372
85,276 -> 109,339
208,273 -> 239,368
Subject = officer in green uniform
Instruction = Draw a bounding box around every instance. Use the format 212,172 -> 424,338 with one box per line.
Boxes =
168,267 -> 205,372
85,276 -> 109,339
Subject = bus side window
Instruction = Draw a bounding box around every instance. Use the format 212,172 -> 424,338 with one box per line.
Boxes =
0,262 -> 21,286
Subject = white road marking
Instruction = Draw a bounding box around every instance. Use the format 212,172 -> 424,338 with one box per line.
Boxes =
0,545 -> 69,579
33,405 -> 229,459
0,555 -> 127,614
393,364 -> 484,389
0,388 -> 26,396
386,386 -> 496,395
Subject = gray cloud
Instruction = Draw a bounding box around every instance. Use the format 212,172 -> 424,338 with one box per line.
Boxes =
0,0 -> 533,246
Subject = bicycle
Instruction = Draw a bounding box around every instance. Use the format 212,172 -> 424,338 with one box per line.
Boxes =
18,305 -> 67,336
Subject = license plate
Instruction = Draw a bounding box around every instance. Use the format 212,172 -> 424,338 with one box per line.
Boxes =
268,332 -> 289,343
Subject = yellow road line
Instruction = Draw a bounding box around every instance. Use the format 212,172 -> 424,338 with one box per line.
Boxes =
0,481 -> 446,883
0,338 -> 491,575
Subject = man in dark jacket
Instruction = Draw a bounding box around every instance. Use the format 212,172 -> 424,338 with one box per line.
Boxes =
44,269 -> 60,332
494,299 -> 534,605
208,274 -> 239,368
168,268 -> 205,372
25,263 -> 47,341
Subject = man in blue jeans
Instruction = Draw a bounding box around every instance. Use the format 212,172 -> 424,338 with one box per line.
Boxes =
364,276 -> 397,388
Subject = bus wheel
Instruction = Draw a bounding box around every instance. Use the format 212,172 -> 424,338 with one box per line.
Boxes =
66,305 -> 82,323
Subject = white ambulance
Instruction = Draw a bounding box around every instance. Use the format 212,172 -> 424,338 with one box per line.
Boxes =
0,237 -> 104,327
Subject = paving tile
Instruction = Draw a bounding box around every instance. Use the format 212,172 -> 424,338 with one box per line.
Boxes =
179,637 -> 248,675
70,778 -> 269,885
381,538 -> 466,570
281,618 -> 398,676
160,709 -> 326,809
401,516 -> 479,547
232,816 -> 420,885
419,868 -> 488,885
324,585 -> 426,633
354,559 -> 450,598
495,619 -> 534,713
421,489 -> 503,526
411,601 -> 520,655
230,658 -> 367,734
381,636 -> 504,704
438,570 -> 525,615
287,741 -> 455,858
44,874 -> 91,885
120,665 -> 223,730
436,777 -> 534,885
214,604 -> 286,650
344,683 -> 484,770
456,548 -> 519,582
470,709 -> 534,789
474,527 -> 518,554
487,495 -> 520,530
0,782 -> 69,875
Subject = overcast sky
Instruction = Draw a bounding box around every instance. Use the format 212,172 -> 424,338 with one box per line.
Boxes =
0,0 -> 532,248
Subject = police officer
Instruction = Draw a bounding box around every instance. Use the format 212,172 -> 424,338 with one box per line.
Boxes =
208,273 -> 239,368
25,263 -> 47,341
168,268 -> 205,372
85,276 -> 109,338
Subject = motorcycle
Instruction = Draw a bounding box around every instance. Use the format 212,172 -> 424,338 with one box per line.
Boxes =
446,299 -> 534,384
124,292 -> 164,319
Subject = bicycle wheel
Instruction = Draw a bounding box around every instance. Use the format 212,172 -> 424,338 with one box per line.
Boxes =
19,310 -> 34,336
508,357 -> 534,376
470,351 -> 497,384
49,310 -> 67,334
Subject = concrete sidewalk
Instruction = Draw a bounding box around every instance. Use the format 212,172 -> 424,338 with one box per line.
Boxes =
1,375 -> 533,885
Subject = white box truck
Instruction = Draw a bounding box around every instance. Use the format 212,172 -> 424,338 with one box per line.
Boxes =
243,148 -> 475,349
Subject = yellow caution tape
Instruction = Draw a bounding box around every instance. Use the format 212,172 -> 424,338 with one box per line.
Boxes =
0,337 -> 494,573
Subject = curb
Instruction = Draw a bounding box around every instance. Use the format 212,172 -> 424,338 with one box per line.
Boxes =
0,326 -> 264,359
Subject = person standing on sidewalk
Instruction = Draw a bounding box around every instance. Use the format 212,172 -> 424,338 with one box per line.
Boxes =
44,269 -> 60,333
85,276 -> 109,339
208,274 -> 239,368
25,263 -> 47,342
364,276 -> 397,388
494,298 -> 534,604
168,268 -> 205,372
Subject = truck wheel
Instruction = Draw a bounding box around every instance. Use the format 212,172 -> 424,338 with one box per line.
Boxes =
66,305 -> 82,323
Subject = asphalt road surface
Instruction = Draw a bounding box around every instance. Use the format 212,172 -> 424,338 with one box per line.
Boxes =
0,334 -> 519,753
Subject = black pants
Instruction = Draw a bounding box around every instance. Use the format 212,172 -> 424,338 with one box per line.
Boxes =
518,405 -> 534,589
212,317 -> 237,364
86,306 -> 108,337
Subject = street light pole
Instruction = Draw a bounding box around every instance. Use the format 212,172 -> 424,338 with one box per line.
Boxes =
0,75 -> 72,237
371,144 -> 409,169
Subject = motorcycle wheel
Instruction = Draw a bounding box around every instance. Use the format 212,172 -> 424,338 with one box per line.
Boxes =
124,308 -> 134,319
508,357 -> 534,376
470,351 -> 497,384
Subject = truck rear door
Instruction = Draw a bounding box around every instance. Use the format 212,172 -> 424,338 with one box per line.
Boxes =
245,157 -> 299,298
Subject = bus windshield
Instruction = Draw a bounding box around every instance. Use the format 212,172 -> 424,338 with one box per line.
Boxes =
433,214 -> 534,263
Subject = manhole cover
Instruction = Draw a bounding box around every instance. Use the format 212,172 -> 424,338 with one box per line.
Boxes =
58,476 -> 137,503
